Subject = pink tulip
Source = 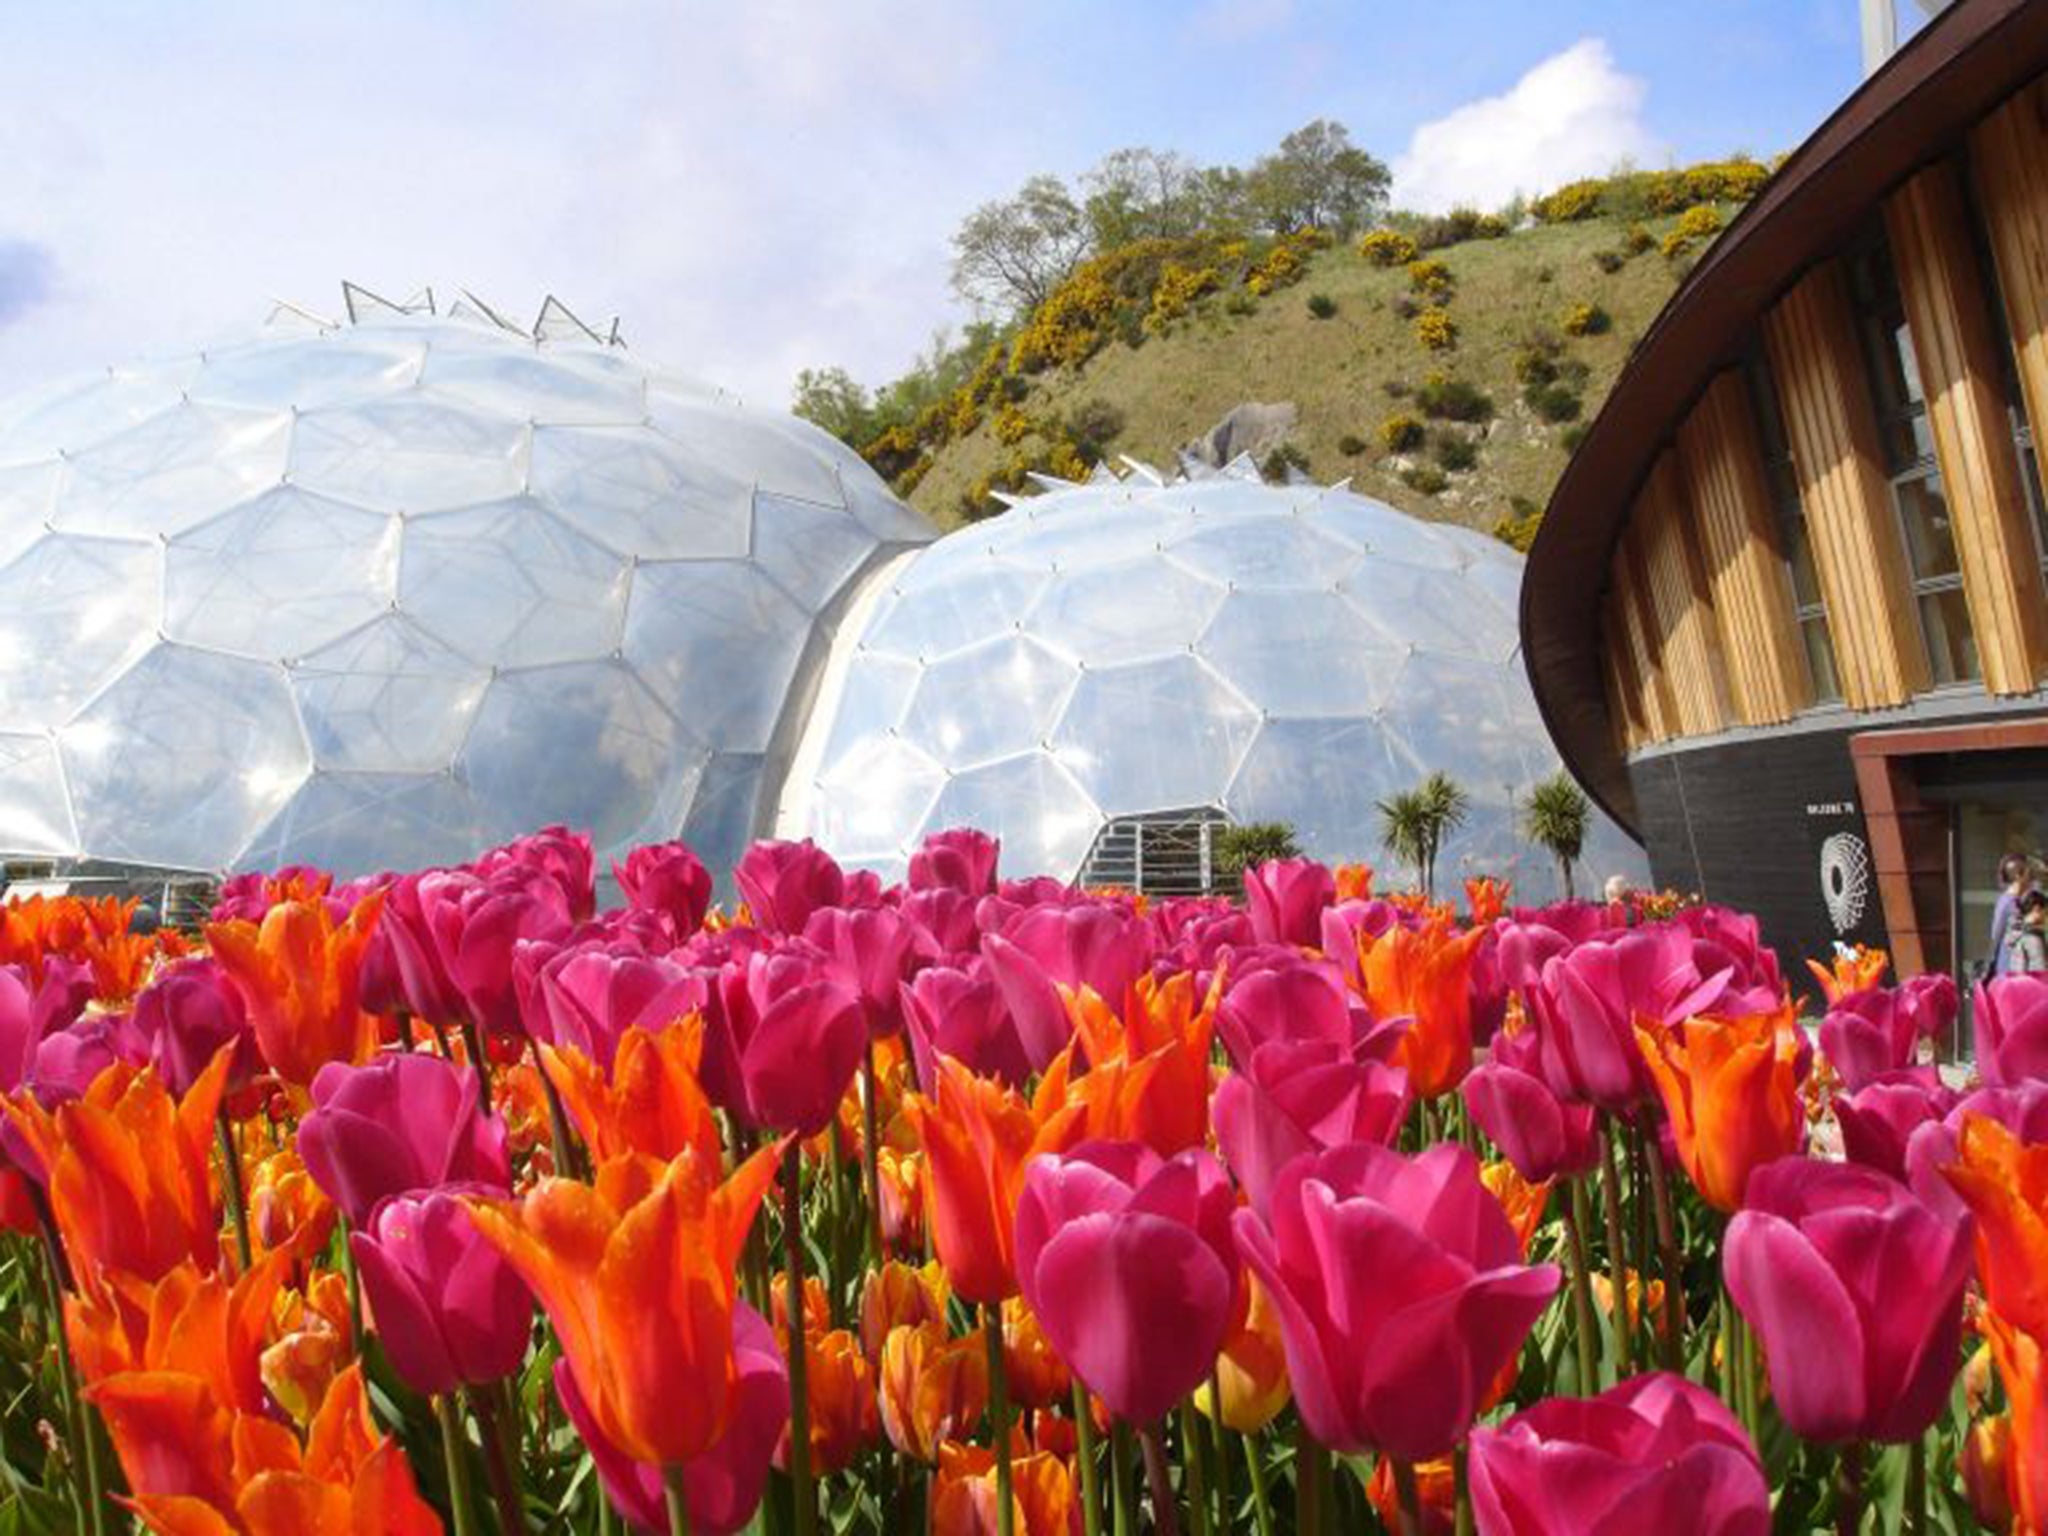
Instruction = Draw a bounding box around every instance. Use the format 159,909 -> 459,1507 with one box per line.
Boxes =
1216,954 -> 1404,1070
27,1017 -> 142,1106
1213,1039 -> 1410,1212
704,943 -> 865,1135
734,839 -> 846,935
350,1189 -> 533,1397
908,828 -> 1001,896
1674,904 -> 1784,1005
1973,973 -> 2048,1087
804,905 -> 921,1038
1834,1072 -> 1955,1181
1818,989 -> 1917,1092
361,870 -> 466,1025
1526,925 -> 1730,1112
614,840 -> 714,940
1317,899 -> 1403,989
1902,1081 -> 2048,1225
1014,1141 -> 1237,1425
526,945 -> 708,1070
473,825 -> 597,922
983,902 -> 1153,1070
1151,898 -> 1254,979
0,958 -> 93,1092
898,887 -> 979,961
1725,1157 -> 1968,1443
900,965 -> 1030,1090
1492,919 -> 1575,998
554,1301 -> 788,1535
131,957 -> 254,1096
1463,1050 -> 1599,1184
297,1053 -> 511,1224
1469,1373 -> 1769,1535
1243,858 -> 1335,948
1233,1142 -> 1559,1461
426,867 -> 576,1037
1898,972 -> 1959,1043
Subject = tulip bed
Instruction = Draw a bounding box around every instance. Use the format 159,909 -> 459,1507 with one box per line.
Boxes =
0,826 -> 2038,1534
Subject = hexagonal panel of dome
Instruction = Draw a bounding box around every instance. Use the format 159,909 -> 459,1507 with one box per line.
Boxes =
0,287 -> 934,900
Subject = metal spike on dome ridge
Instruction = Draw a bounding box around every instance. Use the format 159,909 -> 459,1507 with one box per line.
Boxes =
1218,451 -> 1266,483
1086,461 -> 1121,486
1117,455 -> 1166,487
1325,477 -> 1353,493
451,290 -> 525,335
534,296 -> 602,346
1176,450 -> 1218,482
264,298 -> 337,333
341,282 -> 435,323
1025,471 -> 1081,493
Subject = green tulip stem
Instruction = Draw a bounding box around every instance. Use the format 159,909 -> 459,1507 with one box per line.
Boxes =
1244,1430 -> 1274,1536
436,1393 -> 481,1536
664,1463 -> 695,1536
1294,1424 -> 1327,1536
1071,1380 -> 1104,1536
460,1016 -> 494,1113
1391,1458 -> 1425,1536
861,1040 -> 885,1267
532,1045 -> 587,1182
1562,1179 -> 1602,1392
1454,1444 -> 1475,1536
984,1303 -> 1015,1536
1835,1441 -> 1865,1536
1176,1406 -> 1207,1536
1907,1432 -> 1927,1535
34,1204 -> 103,1536
1112,1419 -> 1137,1536
469,1385 -> 528,1536
781,1144 -> 817,1536
1641,1116 -> 1685,1369
1139,1421 -> 1181,1536
1206,1369 -> 1231,1532
396,1008 -> 416,1051
216,1109 -> 253,1272
1599,1123 -> 1636,1376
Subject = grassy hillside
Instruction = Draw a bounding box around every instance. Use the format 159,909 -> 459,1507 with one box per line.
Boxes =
899,211 -> 1718,538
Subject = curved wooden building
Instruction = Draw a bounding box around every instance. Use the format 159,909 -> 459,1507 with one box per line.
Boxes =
1524,0 -> 2048,979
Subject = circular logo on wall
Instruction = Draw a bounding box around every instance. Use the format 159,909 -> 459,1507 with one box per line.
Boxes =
1819,831 -> 1872,935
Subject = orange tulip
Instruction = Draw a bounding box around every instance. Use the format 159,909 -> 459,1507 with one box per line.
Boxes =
244,1142 -> 335,1265
879,1321 -> 988,1463
1480,1162 -> 1551,1255
541,1020 -> 722,1167
903,1054 -> 1083,1304
1962,1411 -> 2016,1535
877,1143 -> 925,1256
1943,1114 -> 2048,1339
206,893 -> 386,1087
1003,1295 -> 1071,1411
465,1143 -> 779,1466
1981,1309 -> 2048,1535
1195,1272 -> 1291,1432
1466,876 -> 1509,927
67,1254 -> 284,1415
861,1260 -> 949,1362
1634,1006 -> 1804,1212
1052,970 -> 1217,1155
4,1052 -> 229,1294
780,1327 -> 879,1476
1804,944 -> 1889,1004
1590,1269 -> 1667,1327
772,1272 -> 831,1348
1334,863 -> 1375,903
931,1442 -> 1076,1536
0,892 -> 163,999
1355,918 -> 1484,1099
1367,1453 -> 1456,1535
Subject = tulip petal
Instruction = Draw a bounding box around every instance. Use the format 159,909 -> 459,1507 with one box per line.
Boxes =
1724,1210 -> 1866,1441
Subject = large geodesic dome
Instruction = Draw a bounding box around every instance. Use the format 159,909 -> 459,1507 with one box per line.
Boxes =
789,472 -> 1645,899
0,291 -> 933,880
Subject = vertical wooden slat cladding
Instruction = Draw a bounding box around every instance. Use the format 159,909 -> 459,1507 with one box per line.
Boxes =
1635,454 -> 1731,736
1764,262 -> 1930,706
1887,159 -> 2048,693
1678,371 -> 1812,724
1613,526 -> 1676,742
1975,79 -> 2048,485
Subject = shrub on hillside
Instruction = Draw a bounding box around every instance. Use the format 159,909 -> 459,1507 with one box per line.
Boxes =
1306,292 -> 1338,319
1412,207 -> 1509,251
1337,432 -> 1368,457
1532,179 -> 1604,223
1591,249 -> 1625,274
1400,463 -> 1449,495
1262,442 -> 1311,480
1561,303 -> 1611,337
1406,259 -> 1454,298
1379,413 -> 1425,453
1493,496 -> 1544,552
993,404 -> 1034,446
1431,430 -> 1478,472
1414,306 -> 1457,351
1358,229 -> 1419,267
1414,373 -> 1493,423
1148,260 -> 1220,332
1623,223 -> 1655,255
1526,382 -> 1583,423
1066,398 -> 1125,458
1561,422 -> 1589,451
1662,203 -> 1726,259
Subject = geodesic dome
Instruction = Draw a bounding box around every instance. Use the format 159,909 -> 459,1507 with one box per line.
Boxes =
791,472 -> 1644,899
0,292 -> 934,880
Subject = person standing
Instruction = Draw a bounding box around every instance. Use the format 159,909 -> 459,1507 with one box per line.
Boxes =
2011,890 -> 2048,974
1989,853 -> 2033,977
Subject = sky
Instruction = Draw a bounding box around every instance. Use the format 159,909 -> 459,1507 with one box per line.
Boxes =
0,1 -> 1928,412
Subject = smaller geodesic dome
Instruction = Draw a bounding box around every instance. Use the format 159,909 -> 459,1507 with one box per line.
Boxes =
787,468 -> 1644,899
0,287 -> 934,882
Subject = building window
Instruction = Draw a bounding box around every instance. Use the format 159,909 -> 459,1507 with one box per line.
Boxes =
1745,354 -> 1842,702
1847,235 -> 1981,687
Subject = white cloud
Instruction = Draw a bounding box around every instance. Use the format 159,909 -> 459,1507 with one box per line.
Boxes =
1390,39 -> 1669,215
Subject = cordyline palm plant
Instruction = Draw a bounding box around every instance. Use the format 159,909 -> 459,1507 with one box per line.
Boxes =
1377,771 -> 1468,896
1523,772 -> 1591,899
